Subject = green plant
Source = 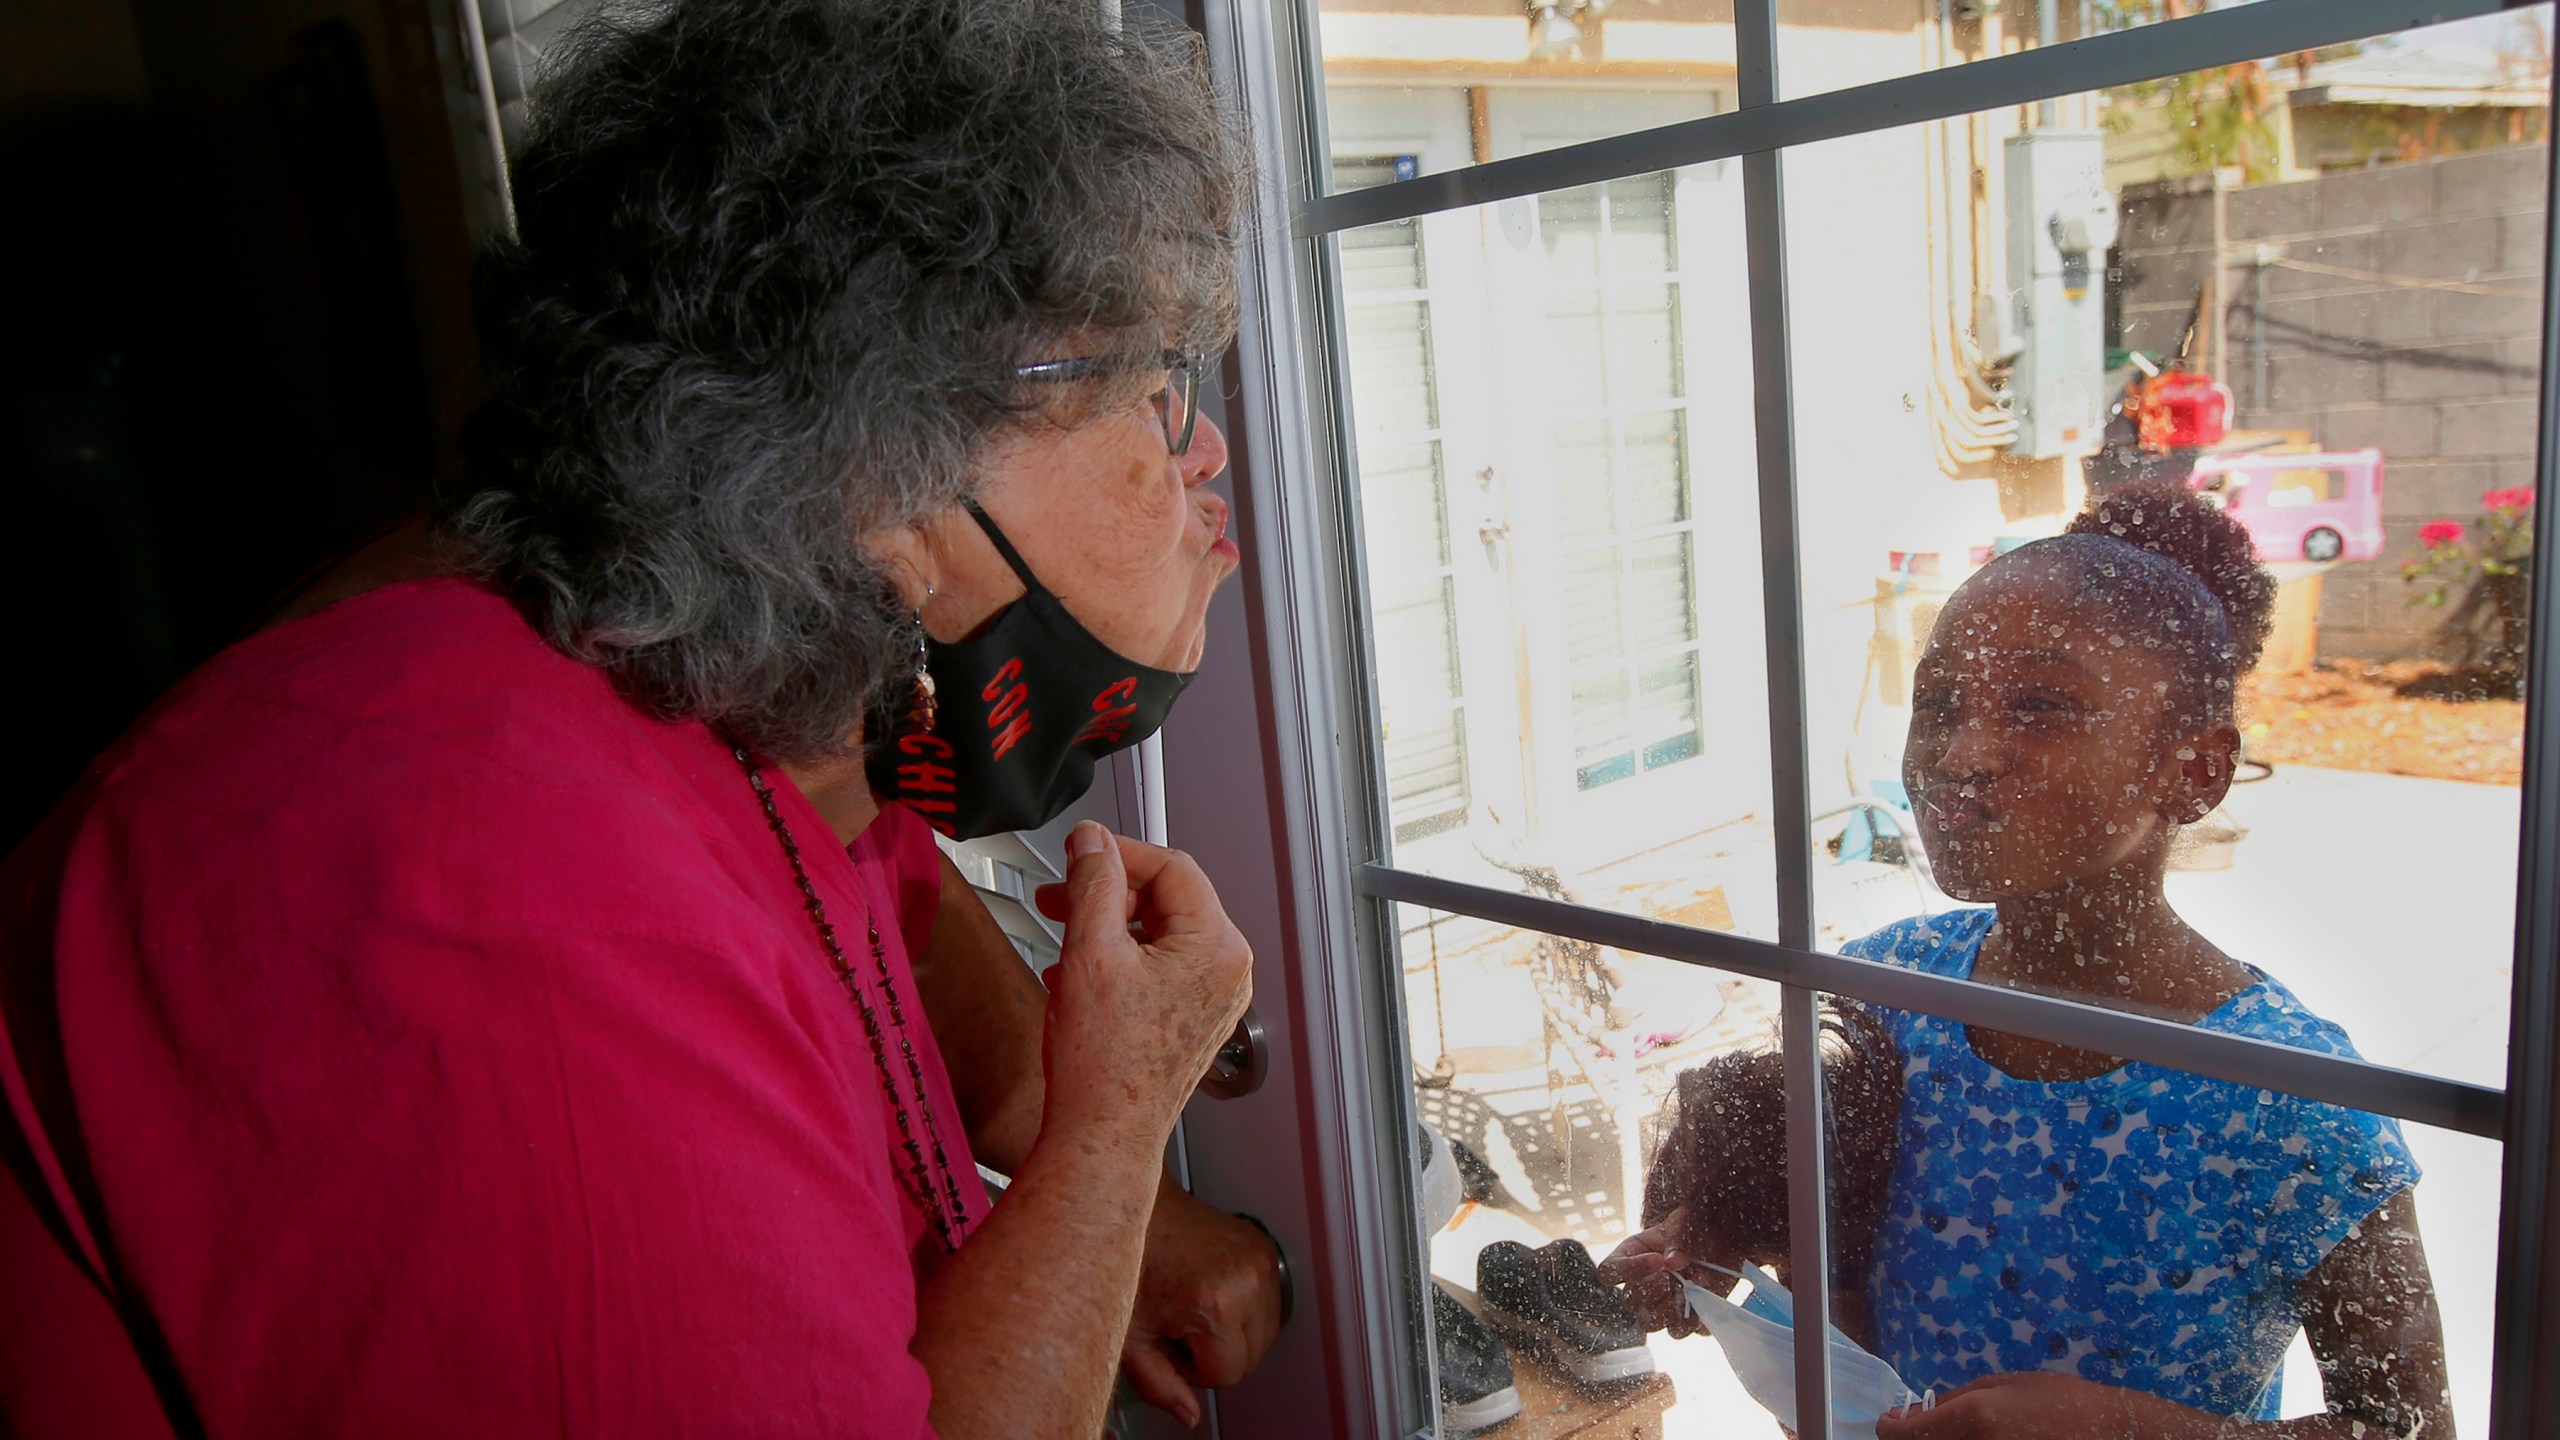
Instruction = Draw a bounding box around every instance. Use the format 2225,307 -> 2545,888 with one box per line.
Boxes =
2402,487 -> 2536,674
2096,4 -> 2366,182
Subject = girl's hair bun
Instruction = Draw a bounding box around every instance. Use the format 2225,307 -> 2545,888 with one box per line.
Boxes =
2066,479 -> 2276,675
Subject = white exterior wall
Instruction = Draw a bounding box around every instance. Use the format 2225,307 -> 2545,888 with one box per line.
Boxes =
1318,13 -> 2091,877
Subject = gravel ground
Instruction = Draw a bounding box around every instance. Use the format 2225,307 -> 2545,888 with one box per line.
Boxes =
2239,661 -> 2525,786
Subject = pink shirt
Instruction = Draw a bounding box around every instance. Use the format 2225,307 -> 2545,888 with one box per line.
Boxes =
1,579 -> 983,1437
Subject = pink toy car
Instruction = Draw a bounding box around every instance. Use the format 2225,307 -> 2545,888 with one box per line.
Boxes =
2186,448 -> 2386,564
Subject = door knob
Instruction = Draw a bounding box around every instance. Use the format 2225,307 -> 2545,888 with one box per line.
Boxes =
1199,1006 -> 1268,1100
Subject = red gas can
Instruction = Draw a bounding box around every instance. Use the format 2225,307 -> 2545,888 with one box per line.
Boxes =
2136,370 -> 2233,452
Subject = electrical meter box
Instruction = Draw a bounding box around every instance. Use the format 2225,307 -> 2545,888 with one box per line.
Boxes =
2003,130 -> 2117,458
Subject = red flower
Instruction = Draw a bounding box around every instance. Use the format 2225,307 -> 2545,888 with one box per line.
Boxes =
2420,520 -> 2467,548
2483,487 -> 2537,512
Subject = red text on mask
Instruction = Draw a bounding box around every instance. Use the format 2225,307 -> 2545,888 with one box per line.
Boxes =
983,659 -> 1033,759
1075,676 -> 1141,747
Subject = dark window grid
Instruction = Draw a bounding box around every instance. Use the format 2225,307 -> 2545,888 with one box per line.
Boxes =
1296,0 -> 2514,236
1354,861 -> 2508,1139
1287,0 -> 2555,1433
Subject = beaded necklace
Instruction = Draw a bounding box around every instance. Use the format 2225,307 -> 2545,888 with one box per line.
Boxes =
735,746 -> 970,1253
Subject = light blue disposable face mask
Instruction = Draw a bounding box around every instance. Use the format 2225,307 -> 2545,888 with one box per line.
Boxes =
1681,1263 -> 1931,1440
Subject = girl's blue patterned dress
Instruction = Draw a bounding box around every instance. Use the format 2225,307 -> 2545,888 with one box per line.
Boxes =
1843,910 -> 2418,1419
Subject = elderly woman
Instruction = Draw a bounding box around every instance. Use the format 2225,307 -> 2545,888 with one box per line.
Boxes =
0,1 -> 1278,1435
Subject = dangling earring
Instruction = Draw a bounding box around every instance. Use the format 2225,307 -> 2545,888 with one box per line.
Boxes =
907,589 -> 938,734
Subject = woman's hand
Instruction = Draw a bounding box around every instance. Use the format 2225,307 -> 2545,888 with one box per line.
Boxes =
1119,1187 -> 1287,1428
915,825 -> 1252,1440
1035,823 -> 1253,1149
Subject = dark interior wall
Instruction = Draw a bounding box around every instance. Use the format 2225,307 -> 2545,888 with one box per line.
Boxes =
0,0 -> 151,108
1,0 -> 165,842
1,0 -> 480,843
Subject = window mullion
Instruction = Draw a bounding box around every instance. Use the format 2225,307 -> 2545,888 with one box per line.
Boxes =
1295,0 -> 2510,238
2491,72 -> 2560,1440
1356,861 -> 2511,1137
1734,0 -> 1833,1430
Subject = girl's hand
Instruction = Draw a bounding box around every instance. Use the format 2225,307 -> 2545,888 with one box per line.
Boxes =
1594,1207 -> 1725,1337
1874,1372 -> 2211,1440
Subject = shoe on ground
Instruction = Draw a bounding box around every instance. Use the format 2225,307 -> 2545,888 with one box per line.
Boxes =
1475,1238 -> 1657,1386
1431,1284 -> 1522,1433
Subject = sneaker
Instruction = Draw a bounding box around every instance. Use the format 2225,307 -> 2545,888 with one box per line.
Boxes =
1431,1284 -> 1522,1433
1476,1239 -> 1657,1386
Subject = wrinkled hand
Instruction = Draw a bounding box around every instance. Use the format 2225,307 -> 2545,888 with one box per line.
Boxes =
1593,1206 -> 1733,1339
1873,1372 -> 2206,1440
1033,824 -> 1253,1142
1117,1188 -> 1286,1430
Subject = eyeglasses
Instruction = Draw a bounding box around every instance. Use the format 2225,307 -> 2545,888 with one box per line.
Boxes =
1014,347 -> 1208,456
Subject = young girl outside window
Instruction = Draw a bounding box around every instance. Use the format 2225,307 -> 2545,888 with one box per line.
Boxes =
1604,482 -> 2452,1439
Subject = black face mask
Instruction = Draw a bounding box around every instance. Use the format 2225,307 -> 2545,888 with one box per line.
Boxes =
867,502 -> 1194,840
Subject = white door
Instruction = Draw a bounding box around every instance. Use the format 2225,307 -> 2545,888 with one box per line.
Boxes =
1318,86 -> 1762,879
1476,91 -> 1766,876
1324,89 -> 1523,848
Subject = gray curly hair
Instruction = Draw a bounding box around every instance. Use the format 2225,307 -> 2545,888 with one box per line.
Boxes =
443,0 -> 1246,762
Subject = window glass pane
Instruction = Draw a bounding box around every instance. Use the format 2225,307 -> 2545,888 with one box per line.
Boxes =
1305,4 -> 2539,179
1345,300 -> 1441,432
1567,977 -> 2491,1437
1545,288 -> 1611,414
1540,184 -> 1606,274
1556,419 -> 1618,546
1384,675 -> 1470,841
1363,433 -> 1465,841
1573,669 -> 1636,787
1624,411 -> 1691,530
1628,534 -> 1699,653
1611,283 -> 1685,404
1788,25 -> 2537,1093
1375,554 -> 1470,840
1799,988 -> 2498,1437
1339,217 -> 1427,292
1314,42 -> 1722,188
1377,578 -> 1462,688
1330,157 -> 1774,935
1774,0 -> 2278,103
1566,547 -> 1629,665
1396,904 -> 1796,1437
1363,440 -> 1453,571
1567,982 -> 1959,1440
1606,174 -> 1679,275
1638,654 -> 1705,767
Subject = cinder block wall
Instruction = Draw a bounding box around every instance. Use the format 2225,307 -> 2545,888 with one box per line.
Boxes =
2114,147 -> 2548,662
